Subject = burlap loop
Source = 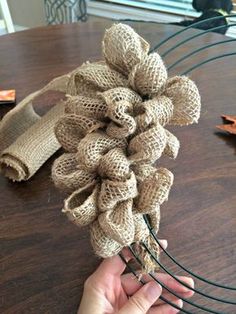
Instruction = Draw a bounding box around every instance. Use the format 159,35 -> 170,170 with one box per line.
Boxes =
51,23 -> 201,272
136,168 -> 174,214
98,171 -> 138,212
63,184 -> 99,226
101,87 -> 141,138
128,124 -> 167,163
129,53 -> 168,96
76,132 -> 127,172
98,148 -> 130,181
67,67 -> 100,97
132,163 -> 156,183
149,208 -> 161,233
135,96 -> 174,131
65,95 -> 107,120
55,114 -> 105,152
164,76 -> 201,125
101,87 -> 141,105
106,100 -> 137,138
51,153 -> 96,192
133,213 -> 150,242
164,130 -> 180,159
98,199 -> 135,245
102,23 -> 150,75
67,61 -> 128,97
90,220 -> 123,258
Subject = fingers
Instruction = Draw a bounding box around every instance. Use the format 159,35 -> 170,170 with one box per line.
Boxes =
122,272 -> 194,297
121,273 -> 143,296
89,237 -> 170,286
154,274 -> 194,306
155,290 -> 193,306
94,255 -> 127,277
121,239 -> 168,294
94,247 -> 132,278
94,238 -> 168,278
147,299 -> 183,314
155,274 -> 194,294
119,282 -> 162,314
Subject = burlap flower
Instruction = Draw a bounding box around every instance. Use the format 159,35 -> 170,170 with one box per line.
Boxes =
52,23 -> 201,272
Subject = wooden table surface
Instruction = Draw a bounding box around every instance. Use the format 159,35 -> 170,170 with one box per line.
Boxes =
0,19 -> 236,314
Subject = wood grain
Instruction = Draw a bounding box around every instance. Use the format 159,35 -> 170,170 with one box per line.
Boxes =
0,19 -> 235,313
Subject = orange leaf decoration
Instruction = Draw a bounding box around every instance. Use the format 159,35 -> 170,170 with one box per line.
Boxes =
0,90 -> 16,103
216,115 -> 236,135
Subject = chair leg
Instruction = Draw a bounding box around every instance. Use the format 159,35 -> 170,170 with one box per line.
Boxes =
0,0 -> 14,33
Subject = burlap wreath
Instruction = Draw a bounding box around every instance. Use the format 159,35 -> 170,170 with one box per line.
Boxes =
52,23 -> 201,272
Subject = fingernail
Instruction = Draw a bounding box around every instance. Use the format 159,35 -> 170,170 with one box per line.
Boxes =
172,299 -> 183,313
178,299 -> 183,309
160,239 -> 168,248
181,277 -> 195,292
173,276 -> 194,293
145,282 -> 162,301
188,278 -> 194,289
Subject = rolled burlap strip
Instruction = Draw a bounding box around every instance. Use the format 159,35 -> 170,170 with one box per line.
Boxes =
0,73 -> 70,181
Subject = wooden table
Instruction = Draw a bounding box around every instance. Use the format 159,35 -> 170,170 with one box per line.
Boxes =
0,19 -> 236,314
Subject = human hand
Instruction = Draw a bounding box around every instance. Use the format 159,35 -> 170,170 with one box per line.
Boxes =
78,240 -> 194,314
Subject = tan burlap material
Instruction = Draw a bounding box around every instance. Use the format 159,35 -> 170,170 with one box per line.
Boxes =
0,74 -> 71,181
0,23 -> 201,272
51,23 -> 201,272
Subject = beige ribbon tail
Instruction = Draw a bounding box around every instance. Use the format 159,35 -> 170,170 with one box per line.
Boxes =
0,73 -> 71,181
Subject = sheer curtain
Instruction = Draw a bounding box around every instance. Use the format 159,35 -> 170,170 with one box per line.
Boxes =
89,0 -> 236,20
89,0 -> 198,18
88,0 -> 236,37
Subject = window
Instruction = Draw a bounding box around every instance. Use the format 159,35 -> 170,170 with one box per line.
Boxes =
88,0 -> 236,23
90,0 -> 198,17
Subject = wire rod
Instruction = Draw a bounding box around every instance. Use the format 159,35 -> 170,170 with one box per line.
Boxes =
115,18 -> 164,24
151,14 -> 236,52
119,252 -> 194,314
117,20 -> 236,312
159,23 -> 236,58
128,247 -> 227,314
144,216 -> 236,291
181,52 -> 236,74
168,39 -> 236,70
142,242 -> 236,305
113,18 -> 236,313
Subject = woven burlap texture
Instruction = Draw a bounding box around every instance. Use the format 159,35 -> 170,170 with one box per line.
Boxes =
52,23 -> 201,272
0,74 -> 71,181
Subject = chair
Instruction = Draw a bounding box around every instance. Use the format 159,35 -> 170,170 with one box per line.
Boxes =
44,0 -> 87,25
0,0 -> 14,33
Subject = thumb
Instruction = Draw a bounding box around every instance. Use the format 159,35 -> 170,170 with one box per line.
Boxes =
119,281 -> 162,314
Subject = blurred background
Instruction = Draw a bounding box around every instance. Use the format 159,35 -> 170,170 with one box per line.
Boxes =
0,0 -> 236,36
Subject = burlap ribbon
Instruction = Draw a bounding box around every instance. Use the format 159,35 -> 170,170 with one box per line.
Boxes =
0,74 -> 71,181
51,24 -> 201,272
